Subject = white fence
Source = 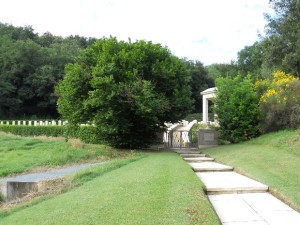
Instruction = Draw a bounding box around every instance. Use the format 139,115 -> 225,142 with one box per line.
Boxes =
0,120 -> 96,126
0,120 -> 67,126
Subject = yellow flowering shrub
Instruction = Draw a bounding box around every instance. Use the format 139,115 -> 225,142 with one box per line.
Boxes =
255,71 -> 300,131
257,71 -> 299,104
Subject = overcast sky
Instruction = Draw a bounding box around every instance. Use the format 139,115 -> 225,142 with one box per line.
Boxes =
0,0 -> 273,65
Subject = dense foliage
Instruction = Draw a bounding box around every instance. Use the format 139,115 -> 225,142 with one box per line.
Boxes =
215,75 -> 261,143
256,71 -> 300,131
0,23 -> 95,119
185,60 -> 214,112
236,0 -> 300,79
205,62 -> 238,79
0,125 -> 99,143
56,37 -> 192,148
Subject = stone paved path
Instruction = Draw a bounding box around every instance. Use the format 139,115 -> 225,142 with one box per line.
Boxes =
174,149 -> 300,225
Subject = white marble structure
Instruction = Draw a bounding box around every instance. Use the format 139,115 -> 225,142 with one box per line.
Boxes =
200,87 -> 217,125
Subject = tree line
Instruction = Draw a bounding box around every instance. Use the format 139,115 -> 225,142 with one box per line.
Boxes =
207,0 -> 300,80
0,23 -> 97,119
0,0 -> 298,148
0,23 -> 213,119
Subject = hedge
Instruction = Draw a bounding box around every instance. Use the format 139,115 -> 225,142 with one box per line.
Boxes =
0,125 -> 102,144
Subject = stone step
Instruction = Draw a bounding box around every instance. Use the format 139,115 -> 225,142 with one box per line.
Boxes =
174,149 -> 200,154
180,153 -> 206,158
189,162 -> 233,172
184,157 -> 214,162
196,171 -> 268,194
208,193 -> 300,225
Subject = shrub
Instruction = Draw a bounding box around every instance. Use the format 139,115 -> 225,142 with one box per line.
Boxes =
0,125 -> 65,137
215,75 -> 261,143
56,37 -> 192,149
256,71 -> 300,131
65,125 -> 100,144
0,125 -> 102,144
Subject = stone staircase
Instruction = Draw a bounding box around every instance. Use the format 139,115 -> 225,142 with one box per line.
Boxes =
175,149 -> 300,225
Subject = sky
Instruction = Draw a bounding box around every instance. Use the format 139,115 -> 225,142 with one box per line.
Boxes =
0,0 -> 273,65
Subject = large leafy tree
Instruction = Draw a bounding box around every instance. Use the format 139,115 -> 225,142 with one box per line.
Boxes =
185,60 -> 214,112
205,62 -> 239,79
264,0 -> 300,77
238,0 -> 300,79
56,37 -> 192,148
237,42 -> 264,79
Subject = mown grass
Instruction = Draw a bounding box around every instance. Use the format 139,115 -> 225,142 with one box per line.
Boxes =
202,129 -> 300,210
0,152 -> 220,225
0,133 -> 131,177
0,155 -> 145,218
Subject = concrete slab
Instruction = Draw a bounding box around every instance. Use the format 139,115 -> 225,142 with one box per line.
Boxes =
209,194 -> 266,224
183,157 -> 214,162
189,162 -> 233,172
196,171 -> 268,194
0,161 -> 107,201
0,162 -> 106,183
180,153 -> 206,158
209,193 -> 300,225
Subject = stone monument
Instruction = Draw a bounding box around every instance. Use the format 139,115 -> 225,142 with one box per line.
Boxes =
198,129 -> 218,148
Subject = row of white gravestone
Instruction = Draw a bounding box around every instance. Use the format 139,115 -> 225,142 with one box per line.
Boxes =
0,120 -> 68,126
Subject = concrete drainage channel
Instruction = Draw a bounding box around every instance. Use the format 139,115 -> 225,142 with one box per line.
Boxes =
175,149 -> 300,225
0,162 -> 107,202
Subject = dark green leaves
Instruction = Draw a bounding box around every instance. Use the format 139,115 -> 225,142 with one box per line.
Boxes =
56,37 -> 192,148
215,75 -> 261,143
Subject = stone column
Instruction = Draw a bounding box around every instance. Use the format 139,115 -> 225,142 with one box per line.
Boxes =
202,96 -> 209,124
201,87 -> 217,125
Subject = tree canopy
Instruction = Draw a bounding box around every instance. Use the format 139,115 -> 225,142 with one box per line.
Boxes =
0,23 -> 95,119
56,37 -> 193,148
236,0 -> 300,79
185,60 -> 214,112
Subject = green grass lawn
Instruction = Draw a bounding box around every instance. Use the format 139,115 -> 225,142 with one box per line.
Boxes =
0,133 -> 132,177
202,129 -> 300,210
0,152 -> 219,225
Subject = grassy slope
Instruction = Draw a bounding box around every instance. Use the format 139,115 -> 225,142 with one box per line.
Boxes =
0,153 -> 219,225
0,134 -> 130,177
202,129 -> 300,209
